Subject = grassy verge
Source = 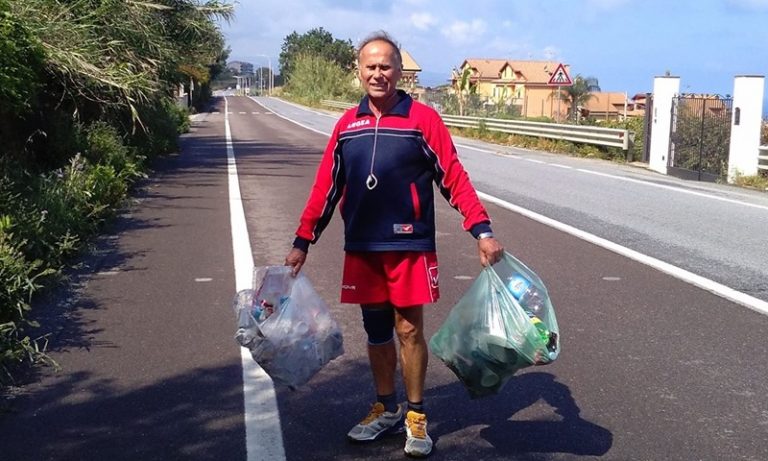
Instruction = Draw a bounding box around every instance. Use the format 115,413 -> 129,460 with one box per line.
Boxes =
0,101 -> 189,384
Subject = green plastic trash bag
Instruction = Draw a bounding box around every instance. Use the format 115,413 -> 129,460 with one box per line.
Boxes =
429,251 -> 560,398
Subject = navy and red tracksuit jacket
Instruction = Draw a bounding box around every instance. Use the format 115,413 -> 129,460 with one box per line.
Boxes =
293,90 -> 492,253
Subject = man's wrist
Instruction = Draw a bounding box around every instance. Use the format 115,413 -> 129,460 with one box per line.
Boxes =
477,231 -> 494,240
292,236 -> 311,253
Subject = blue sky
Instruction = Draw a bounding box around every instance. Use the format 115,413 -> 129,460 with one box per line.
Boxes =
221,0 -> 768,98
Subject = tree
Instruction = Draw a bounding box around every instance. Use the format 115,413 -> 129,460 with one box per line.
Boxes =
450,67 -> 477,116
279,27 -> 355,83
286,53 -> 360,103
561,75 -> 600,122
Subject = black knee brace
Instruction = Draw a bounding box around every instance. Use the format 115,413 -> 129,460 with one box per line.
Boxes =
361,306 -> 395,345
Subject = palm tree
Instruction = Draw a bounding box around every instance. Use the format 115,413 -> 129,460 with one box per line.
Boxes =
450,67 -> 476,116
561,75 -> 600,122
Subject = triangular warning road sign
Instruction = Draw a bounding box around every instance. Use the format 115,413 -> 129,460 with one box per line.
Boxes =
547,63 -> 572,86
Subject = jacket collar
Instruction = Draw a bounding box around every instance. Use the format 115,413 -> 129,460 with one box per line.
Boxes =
356,90 -> 412,117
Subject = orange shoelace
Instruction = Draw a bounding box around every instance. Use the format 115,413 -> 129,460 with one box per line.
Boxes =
360,403 -> 385,424
407,412 -> 427,438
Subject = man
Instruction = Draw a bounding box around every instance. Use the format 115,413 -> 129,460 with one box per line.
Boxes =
284,31 -> 503,458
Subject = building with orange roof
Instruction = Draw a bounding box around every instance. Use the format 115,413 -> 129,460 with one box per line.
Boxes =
400,49 -> 421,91
452,58 -> 573,119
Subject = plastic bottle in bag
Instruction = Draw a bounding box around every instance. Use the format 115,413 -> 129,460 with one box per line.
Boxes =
529,314 -> 550,344
527,312 -> 558,362
506,274 -> 546,318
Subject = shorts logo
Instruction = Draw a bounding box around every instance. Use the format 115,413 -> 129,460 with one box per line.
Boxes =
342,284 -> 357,290
346,119 -> 370,129
428,265 -> 439,288
393,224 -> 414,234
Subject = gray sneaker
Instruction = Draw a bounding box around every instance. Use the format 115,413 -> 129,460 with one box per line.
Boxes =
404,410 -> 433,457
346,402 -> 404,442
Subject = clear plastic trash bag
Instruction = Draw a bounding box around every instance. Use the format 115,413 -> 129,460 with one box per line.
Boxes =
233,266 -> 344,389
429,251 -> 560,398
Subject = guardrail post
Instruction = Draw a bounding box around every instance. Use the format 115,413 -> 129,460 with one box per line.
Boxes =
648,76 -> 680,175
727,75 -> 765,183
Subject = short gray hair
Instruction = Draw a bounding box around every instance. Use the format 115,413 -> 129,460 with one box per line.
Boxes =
357,30 -> 402,68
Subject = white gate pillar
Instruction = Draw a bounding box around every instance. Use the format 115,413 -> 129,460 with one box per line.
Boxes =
649,76 -> 680,174
727,75 -> 765,183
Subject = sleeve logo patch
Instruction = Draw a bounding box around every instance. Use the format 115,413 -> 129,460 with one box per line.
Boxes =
393,224 -> 414,234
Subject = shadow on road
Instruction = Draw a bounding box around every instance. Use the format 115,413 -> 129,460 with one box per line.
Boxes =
452,372 -> 612,457
277,358 -> 612,460
0,364 -> 246,461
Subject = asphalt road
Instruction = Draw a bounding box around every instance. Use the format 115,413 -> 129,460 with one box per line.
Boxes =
2,95 -> 768,461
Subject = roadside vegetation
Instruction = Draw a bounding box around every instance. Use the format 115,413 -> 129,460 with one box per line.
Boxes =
277,27 -> 362,105
0,0 -> 232,384
732,121 -> 768,190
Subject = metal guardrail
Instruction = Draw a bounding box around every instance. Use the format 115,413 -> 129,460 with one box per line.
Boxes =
759,145 -> 768,171
321,99 -> 357,110
321,99 -> 630,151
441,115 -> 630,150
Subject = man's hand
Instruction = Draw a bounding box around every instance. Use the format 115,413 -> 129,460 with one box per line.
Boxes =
284,248 -> 307,276
478,237 -> 503,267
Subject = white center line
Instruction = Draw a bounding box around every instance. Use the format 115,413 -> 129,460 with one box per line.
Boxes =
224,97 -> 287,461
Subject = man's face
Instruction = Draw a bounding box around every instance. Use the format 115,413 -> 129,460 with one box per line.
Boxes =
358,40 -> 402,101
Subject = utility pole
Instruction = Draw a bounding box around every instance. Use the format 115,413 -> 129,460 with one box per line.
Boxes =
255,54 -> 272,96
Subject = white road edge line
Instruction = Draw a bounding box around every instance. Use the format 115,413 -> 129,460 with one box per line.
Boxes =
478,191 -> 768,316
259,96 -> 340,119
225,97 -> 287,461
255,97 -> 768,316
253,97 -> 331,136
575,168 -> 768,212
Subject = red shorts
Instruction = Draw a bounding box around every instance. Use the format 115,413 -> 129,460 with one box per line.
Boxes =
341,251 -> 439,307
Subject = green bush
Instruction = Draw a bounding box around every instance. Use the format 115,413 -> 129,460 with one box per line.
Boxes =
0,211 -> 56,379
285,54 -> 362,104
129,98 -> 190,158
602,116 -> 645,162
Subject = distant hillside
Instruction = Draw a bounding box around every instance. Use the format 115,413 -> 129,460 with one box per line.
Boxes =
418,70 -> 450,88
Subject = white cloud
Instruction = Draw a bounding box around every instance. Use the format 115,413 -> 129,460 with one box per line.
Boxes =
484,36 -> 533,58
441,19 -> 487,45
410,12 -> 438,30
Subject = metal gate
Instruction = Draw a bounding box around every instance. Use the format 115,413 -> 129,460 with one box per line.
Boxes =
668,94 -> 733,181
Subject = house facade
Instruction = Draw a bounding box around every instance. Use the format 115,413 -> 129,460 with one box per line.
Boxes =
453,59 -> 573,119
582,92 -> 645,120
400,49 -> 421,91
